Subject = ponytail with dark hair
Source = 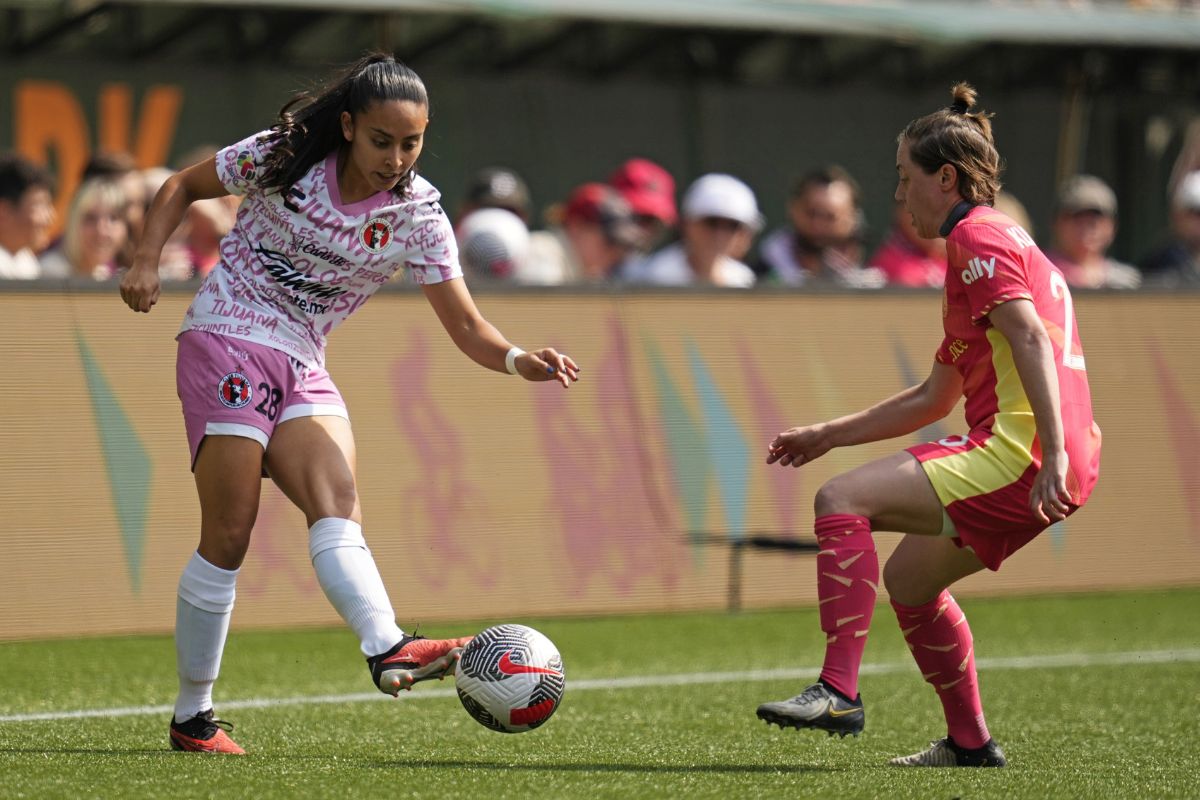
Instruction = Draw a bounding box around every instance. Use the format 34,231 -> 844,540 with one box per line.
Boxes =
899,82 -> 1002,206
257,53 -> 429,197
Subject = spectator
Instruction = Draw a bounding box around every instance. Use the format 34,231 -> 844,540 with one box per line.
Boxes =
459,166 -> 533,225
183,197 -> 239,279
138,163 -> 239,281
625,173 -> 760,288
140,166 -> 196,281
1140,170 -> 1200,288
83,151 -> 146,270
526,183 -> 641,284
868,200 -> 948,288
1047,175 -> 1140,289
0,154 -> 55,279
993,190 -> 1034,239
39,178 -> 127,280
609,158 -> 678,253
757,166 -> 883,288
457,207 -> 530,282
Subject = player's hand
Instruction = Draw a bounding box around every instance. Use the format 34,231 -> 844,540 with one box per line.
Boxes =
517,348 -> 580,388
767,423 -> 832,468
1029,450 -> 1071,524
119,263 -> 161,313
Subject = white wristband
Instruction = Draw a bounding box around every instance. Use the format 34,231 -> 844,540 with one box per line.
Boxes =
505,346 -> 525,375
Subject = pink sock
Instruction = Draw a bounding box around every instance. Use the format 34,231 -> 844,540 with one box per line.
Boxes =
814,514 -> 878,699
892,590 -> 990,749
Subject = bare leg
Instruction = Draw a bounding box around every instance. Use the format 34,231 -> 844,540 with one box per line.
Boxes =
884,533 -> 986,606
266,415 -> 401,659
174,435 -> 263,725
814,451 -> 945,536
264,414 -> 360,526
194,436 -> 265,569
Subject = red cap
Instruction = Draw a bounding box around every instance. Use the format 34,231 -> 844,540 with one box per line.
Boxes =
563,183 -> 640,247
608,158 -> 677,226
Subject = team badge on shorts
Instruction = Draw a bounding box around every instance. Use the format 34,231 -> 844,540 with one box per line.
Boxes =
217,372 -> 253,409
360,217 -> 393,253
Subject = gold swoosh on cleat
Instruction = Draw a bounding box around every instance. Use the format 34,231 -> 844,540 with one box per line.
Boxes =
828,706 -> 862,717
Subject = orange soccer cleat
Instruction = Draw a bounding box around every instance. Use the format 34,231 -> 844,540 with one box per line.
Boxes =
368,634 -> 473,696
169,709 -> 246,754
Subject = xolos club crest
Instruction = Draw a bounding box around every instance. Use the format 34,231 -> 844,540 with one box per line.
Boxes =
359,217 -> 393,253
217,372 -> 253,409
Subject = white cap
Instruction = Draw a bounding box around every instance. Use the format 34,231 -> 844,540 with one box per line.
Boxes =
1174,170 -> 1200,212
456,208 -> 530,280
681,173 -> 763,231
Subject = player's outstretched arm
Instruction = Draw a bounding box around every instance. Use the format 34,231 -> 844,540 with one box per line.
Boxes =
767,362 -> 961,468
988,298 -> 1071,523
421,278 -> 580,388
120,156 -> 229,313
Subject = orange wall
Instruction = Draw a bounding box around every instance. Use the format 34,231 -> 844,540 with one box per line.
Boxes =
2,290 -> 1197,639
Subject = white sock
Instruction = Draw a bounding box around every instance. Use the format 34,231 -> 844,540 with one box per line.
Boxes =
309,518 -> 404,657
174,551 -> 238,724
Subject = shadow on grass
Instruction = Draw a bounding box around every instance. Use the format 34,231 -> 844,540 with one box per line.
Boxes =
0,749 -> 838,774
0,747 -> 173,756
368,759 -> 835,775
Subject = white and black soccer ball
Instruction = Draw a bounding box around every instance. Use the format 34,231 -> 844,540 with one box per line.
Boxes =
455,624 -> 565,733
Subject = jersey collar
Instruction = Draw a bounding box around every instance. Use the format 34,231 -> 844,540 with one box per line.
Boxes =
938,200 -> 976,237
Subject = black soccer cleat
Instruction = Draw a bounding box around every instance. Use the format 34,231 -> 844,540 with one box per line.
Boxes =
889,736 -> 1007,767
756,681 -> 865,737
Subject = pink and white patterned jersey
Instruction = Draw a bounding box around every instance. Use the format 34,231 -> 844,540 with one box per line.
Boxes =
180,130 -> 461,368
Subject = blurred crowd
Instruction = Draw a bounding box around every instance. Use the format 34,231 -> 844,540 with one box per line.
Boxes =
0,149 -> 238,284
3,147 -> 1199,291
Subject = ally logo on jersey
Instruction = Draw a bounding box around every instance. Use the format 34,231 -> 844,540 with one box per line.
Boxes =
961,256 -> 996,285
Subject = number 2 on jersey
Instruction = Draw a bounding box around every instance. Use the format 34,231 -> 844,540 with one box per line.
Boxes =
1049,271 -> 1086,371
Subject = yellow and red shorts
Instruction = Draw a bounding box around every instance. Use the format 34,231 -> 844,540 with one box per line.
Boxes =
906,421 -> 1080,571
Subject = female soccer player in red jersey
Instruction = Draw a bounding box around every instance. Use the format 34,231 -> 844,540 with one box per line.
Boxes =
120,54 -> 579,754
755,83 -> 1101,767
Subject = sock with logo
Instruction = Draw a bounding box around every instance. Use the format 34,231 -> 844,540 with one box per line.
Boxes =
892,590 -> 990,749
309,518 -> 404,657
174,551 -> 238,723
814,514 -> 879,700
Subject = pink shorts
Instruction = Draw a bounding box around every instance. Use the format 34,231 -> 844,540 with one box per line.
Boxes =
176,330 -> 348,469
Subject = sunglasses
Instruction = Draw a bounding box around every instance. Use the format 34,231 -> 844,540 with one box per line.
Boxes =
697,216 -> 744,232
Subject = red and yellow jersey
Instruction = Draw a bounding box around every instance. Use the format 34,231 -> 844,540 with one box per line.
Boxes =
938,205 -> 1101,505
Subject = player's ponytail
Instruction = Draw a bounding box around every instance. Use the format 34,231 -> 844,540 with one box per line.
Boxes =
258,53 -> 429,198
899,82 -> 1001,206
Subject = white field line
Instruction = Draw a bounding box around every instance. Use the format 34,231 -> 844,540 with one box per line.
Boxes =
2,647 -> 1197,725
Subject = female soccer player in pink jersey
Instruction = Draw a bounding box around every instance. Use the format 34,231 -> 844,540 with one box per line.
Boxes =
119,54 -> 579,754
755,83 -> 1101,767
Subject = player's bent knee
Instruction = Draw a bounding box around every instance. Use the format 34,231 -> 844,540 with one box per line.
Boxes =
198,524 -> 254,569
883,556 -> 940,606
305,483 -> 359,524
882,557 -> 907,599
814,477 -> 860,518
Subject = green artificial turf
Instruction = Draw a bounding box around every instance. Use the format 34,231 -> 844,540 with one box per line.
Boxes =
1,588 -> 1197,799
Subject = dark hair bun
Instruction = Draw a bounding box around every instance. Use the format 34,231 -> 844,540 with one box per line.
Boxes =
949,82 -> 977,114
